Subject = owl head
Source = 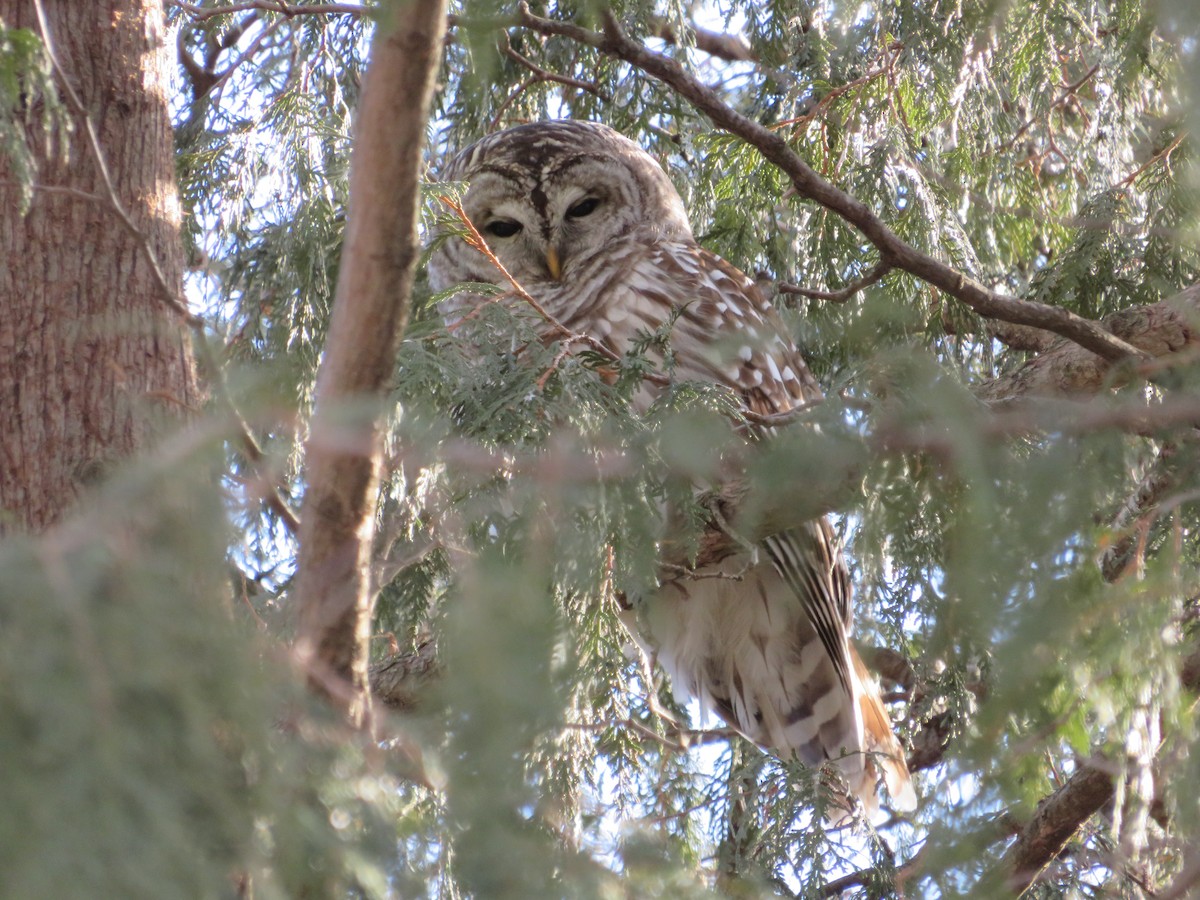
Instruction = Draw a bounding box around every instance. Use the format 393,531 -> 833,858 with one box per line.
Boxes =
428,120 -> 693,294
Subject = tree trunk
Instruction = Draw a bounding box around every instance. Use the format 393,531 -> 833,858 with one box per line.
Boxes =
0,0 -> 197,534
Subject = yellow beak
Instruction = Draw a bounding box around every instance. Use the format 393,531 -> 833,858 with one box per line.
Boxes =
545,246 -> 562,281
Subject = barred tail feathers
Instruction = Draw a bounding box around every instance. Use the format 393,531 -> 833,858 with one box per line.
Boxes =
850,646 -> 917,812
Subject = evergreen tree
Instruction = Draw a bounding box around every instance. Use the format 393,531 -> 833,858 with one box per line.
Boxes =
2,0 -> 1199,896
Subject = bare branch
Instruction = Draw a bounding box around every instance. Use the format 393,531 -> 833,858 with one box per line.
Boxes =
501,43 -> 610,100
778,262 -> 891,304
823,843 -> 929,896
984,321 -> 1060,354
1118,132 -> 1186,188
293,0 -> 447,724
999,61 -> 1102,155
439,196 -> 673,389
940,312 -> 1061,354
510,3 -> 1149,365
1099,438 -> 1193,582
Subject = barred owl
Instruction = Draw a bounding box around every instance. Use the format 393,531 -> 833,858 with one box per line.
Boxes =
428,120 -> 914,816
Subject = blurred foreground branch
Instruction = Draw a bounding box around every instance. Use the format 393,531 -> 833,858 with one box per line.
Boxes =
293,0 -> 446,724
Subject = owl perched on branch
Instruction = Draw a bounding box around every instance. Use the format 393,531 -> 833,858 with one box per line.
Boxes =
428,119 -> 914,817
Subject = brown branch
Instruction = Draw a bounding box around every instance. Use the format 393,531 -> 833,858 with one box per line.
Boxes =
509,3 -> 1148,365
487,39 -> 611,131
999,761 -> 1116,895
778,262 -> 891,304
177,11 -> 259,100
940,307 -> 1061,354
168,0 -> 366,20
985,421 -> 1200,891
439,196 -> 672,389
293,0 -> 447,725
984,321 -> 1060,354
823,843 -> 929,896
501,43 -> 610,100
999,61 -> 1102,154
659,393 -> 1200,580
1099,438 -> 1192,582
650,18 -> 755,63
1118,132 -> 1186,188
977,282 -> 1200,405
772,55 -> 893,133
439,196 -> 581,342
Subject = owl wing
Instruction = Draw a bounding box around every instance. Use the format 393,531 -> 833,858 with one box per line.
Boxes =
637,245 -> 824,415
624,244 -> 914,813
631,245 -> 856,673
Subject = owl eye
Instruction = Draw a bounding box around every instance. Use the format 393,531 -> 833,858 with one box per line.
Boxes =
566,197 -> 600,219
485,219 -> 523,238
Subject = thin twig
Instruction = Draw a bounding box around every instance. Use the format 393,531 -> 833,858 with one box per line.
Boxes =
1118,132 -> 1186,188
439,195 -> 672,389
168,0 -> 366,20
1000,61 -> 1101,154
772,58 -> 891,134
778,262 -> 892,304
439,196 -> 579,341
738,396 -> 825,428
200,15 -> 289,105
502,43 -> 610,100
650,18 -> 755,63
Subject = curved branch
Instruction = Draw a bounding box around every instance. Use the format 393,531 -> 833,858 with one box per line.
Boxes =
650,18 -> 755,63
510,3 -> 1147,365
778,262 -> 891,304
168,1 -> 366,20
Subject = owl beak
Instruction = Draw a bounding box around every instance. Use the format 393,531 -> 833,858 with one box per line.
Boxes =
545,246 -> 563,281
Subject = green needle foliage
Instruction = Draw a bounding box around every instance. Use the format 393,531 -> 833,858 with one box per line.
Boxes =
3,0 -> 1200,897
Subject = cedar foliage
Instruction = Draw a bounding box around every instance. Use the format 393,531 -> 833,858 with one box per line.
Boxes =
3,0 -> 1200,897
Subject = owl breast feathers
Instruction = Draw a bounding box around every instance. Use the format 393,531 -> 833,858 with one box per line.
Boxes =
428,119 -> 915,818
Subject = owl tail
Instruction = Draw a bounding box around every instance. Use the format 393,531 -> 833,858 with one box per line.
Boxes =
849,647 -> 917,815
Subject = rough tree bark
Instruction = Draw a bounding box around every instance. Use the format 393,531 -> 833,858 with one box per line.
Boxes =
0,0 -> 198,534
